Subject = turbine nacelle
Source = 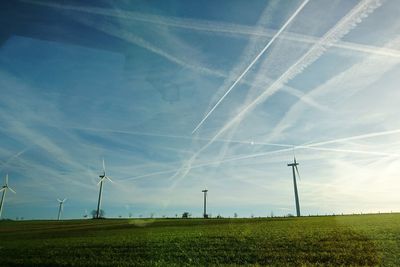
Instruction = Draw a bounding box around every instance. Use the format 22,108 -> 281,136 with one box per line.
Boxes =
288,157 -> 301,180
1,174 -> 16,194
98,159 -> 113,185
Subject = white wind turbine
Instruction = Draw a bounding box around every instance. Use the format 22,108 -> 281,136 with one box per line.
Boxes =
287,155 -> 301,217
0,174 -> 16,219
96,159 -> 113,219
57,198 -> 67,220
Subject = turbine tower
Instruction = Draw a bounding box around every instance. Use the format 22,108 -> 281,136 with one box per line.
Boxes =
0,174 -> 16,219
57,198 -> 67,220
202,189 -> 208,218
96,158 -> 113,219
287,156 -> 301,217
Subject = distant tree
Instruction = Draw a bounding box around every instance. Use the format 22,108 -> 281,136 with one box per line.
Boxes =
234,213 -> 238,218
182,212 -> 190,218
118,215 -> 122,218
150,213 -> 154,219
129,213 -> 132,218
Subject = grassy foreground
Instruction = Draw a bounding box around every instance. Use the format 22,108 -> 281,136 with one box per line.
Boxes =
0,214 -> 399,266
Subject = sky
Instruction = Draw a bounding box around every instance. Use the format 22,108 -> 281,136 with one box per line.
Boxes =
0,0 -> 399,219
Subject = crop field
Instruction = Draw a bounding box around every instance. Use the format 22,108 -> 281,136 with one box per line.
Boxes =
0,213 -> 399,266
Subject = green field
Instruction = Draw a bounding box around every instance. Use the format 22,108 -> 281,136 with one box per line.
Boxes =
0,214 -> 399,266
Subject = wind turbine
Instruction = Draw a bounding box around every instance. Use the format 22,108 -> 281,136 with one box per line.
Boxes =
0,174 -> 16,219
57,198 -> 67,220
96,158 -> 113,219
287,155 -> 301,217
202,189 -> 208,218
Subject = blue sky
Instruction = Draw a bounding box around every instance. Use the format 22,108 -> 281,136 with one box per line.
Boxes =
1,0 -> 400,219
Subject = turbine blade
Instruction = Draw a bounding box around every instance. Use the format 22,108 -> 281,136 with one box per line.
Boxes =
0,187 -> 5,192
63,198 -> 67,202
295,165 -> 301,181
8,187 -> 16,194
5,173 -> 8,185
102,158 -> 106,173
57,198 -> 62,202
105,176 -> 114,183
97,178 -> 105,185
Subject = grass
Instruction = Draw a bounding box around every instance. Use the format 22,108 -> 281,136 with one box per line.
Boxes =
0,213 -> 399,266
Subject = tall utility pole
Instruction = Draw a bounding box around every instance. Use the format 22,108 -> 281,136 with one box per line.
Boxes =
287,159 -> 301,217
202,189 -> 208,218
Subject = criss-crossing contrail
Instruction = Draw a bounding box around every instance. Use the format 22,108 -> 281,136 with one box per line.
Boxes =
191,0 -> 310,134
167,0 -> 383,183
23,0 -> 400,59
0,146 -> 32,172
121,127 -> 400,182
296,146 -> 400,157
20,0 -> 329,112
75,17 -> 227,78
304,129 -> 400,148
192,0 -> 383,153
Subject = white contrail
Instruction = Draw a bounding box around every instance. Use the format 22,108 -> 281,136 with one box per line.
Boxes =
171,0 -> 383,181
0,146 -> 32,172
304,129 -> 400,148
199,0 -> 383,149
122,127 -> 400,181
280,86 -> 330,112
189,1 -> 295,180
22,0 -> 400,59
58,125 -> 296,148
20,1 -> 327,111
267,36 -> 400,141
191,0 -> 310,134
84,19 -> 326,111
75,17 -> 227,78
296,146 -> 400,157
123,147 -> 293,181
